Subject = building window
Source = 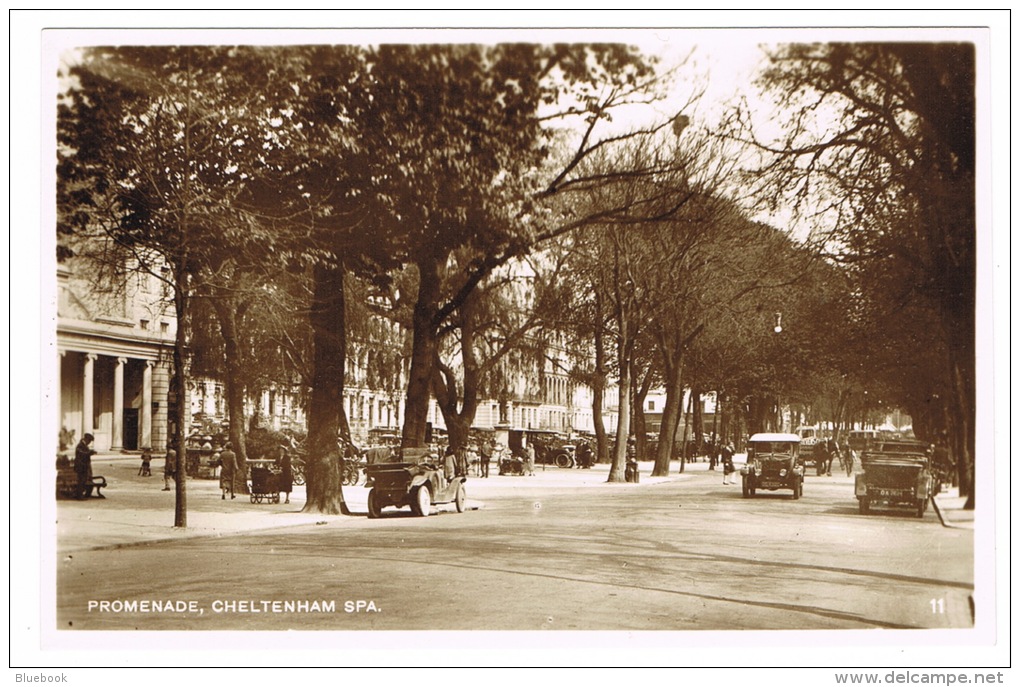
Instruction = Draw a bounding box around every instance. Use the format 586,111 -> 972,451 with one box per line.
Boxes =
140,319 -> 149,330
160,322 -> 169,333
647,400 -> 655,411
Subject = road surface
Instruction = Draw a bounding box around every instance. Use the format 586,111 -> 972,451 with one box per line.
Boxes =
56,465 -> 973,631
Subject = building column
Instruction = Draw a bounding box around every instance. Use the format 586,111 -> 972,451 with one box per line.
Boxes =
82,353 -> 97,436
140,361 -> 153,450
112,357 -> 126,450
57,351 -> 65,442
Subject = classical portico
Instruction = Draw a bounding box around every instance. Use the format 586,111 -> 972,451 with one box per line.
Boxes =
57,339 -> 169,454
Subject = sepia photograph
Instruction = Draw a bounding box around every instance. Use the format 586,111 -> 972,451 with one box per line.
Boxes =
12,9 -> 1008,679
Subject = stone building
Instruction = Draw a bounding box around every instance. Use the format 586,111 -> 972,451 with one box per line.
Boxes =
55,260 -> 176,454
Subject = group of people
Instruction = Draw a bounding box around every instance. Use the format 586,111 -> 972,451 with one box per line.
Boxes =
158,441 -> 293,504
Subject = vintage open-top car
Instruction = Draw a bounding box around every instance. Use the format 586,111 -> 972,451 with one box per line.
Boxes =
365,447 -> 467,518
855,439 -> 933,517
741,432 -> 804,499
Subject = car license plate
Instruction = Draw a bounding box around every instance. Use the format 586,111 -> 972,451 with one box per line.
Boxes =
878,489 -> 903,496
761,481 -> 782,489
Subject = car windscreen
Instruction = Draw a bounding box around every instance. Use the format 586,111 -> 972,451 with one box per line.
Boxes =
751,442 -> 794,454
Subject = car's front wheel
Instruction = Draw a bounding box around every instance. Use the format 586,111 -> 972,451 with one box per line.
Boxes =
455,482 -> 466,513
859,497 -> 870,515
414,485 -> 432,517
915,497 -> 927,518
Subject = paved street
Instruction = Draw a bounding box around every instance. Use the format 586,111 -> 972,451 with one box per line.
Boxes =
54,457 -> 974,632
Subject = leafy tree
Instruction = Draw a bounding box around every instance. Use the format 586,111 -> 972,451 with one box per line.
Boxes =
736,43 -> 976,505
58,46 -> 294,526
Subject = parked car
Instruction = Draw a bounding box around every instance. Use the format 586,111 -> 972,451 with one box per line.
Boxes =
365,447 -> 467,518
854,440 -> 933,517
741,432 -> 804,499
509,429 -> 575,467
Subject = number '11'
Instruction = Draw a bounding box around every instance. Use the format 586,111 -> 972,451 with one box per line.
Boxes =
930,598 -> 945,613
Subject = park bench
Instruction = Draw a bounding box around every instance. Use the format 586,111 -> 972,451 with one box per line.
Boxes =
55,456 -> 108,499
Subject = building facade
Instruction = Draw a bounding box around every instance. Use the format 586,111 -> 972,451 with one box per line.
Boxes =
56,261 -> 176,454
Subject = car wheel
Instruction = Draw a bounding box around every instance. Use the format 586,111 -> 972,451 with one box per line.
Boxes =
414,485 -> 432,517
455,482 -> 466,513
741,478 -> 749,498
555,453 -> 572,468
916,498 -> 927,518
367,489 -> 381,519
859,497 -> 870,515
792,479 -> 801,499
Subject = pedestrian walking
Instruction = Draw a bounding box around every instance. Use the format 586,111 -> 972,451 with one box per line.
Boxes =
163,448 -> 177,491
219,442 -> 238,500
74,433 -> 98,499
721,443 -> 736,484
525,443 -> 536,476
276,445 -> 293,504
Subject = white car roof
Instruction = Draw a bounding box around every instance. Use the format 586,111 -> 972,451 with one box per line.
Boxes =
749,432 -> 802,443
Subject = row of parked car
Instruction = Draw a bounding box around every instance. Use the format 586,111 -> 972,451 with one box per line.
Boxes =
739,432 -> 937,518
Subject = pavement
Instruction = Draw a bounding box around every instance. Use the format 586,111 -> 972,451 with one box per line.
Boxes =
52,453 -> 975,553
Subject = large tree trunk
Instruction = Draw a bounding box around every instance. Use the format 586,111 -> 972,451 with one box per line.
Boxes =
403,258 -> 441,448
433,361 -> 480,453
652,362 -> 683,476
304,263 -> 349,515
591,294 -> 610,464
950,357 -> 974,509
211,296 -> 249,495
691,384 -> 704,458
432,293 -> 483,454
608,335 -> 633,483
172,279 -> 190,528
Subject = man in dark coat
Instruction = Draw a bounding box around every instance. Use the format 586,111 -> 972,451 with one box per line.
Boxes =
219,442 -> 238,500
74,433 -> 98,499
276,446 -> 293,504
479,437 -> 493,478
721,442 -> 736,484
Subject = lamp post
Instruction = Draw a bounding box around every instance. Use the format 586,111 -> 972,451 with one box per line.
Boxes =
772,312 -> 784,430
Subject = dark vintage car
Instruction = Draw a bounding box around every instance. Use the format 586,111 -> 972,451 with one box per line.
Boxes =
365,447 -> 466,518
741,432 -> 804,499
509,429 -> 576,467
855,440 -> 933,517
